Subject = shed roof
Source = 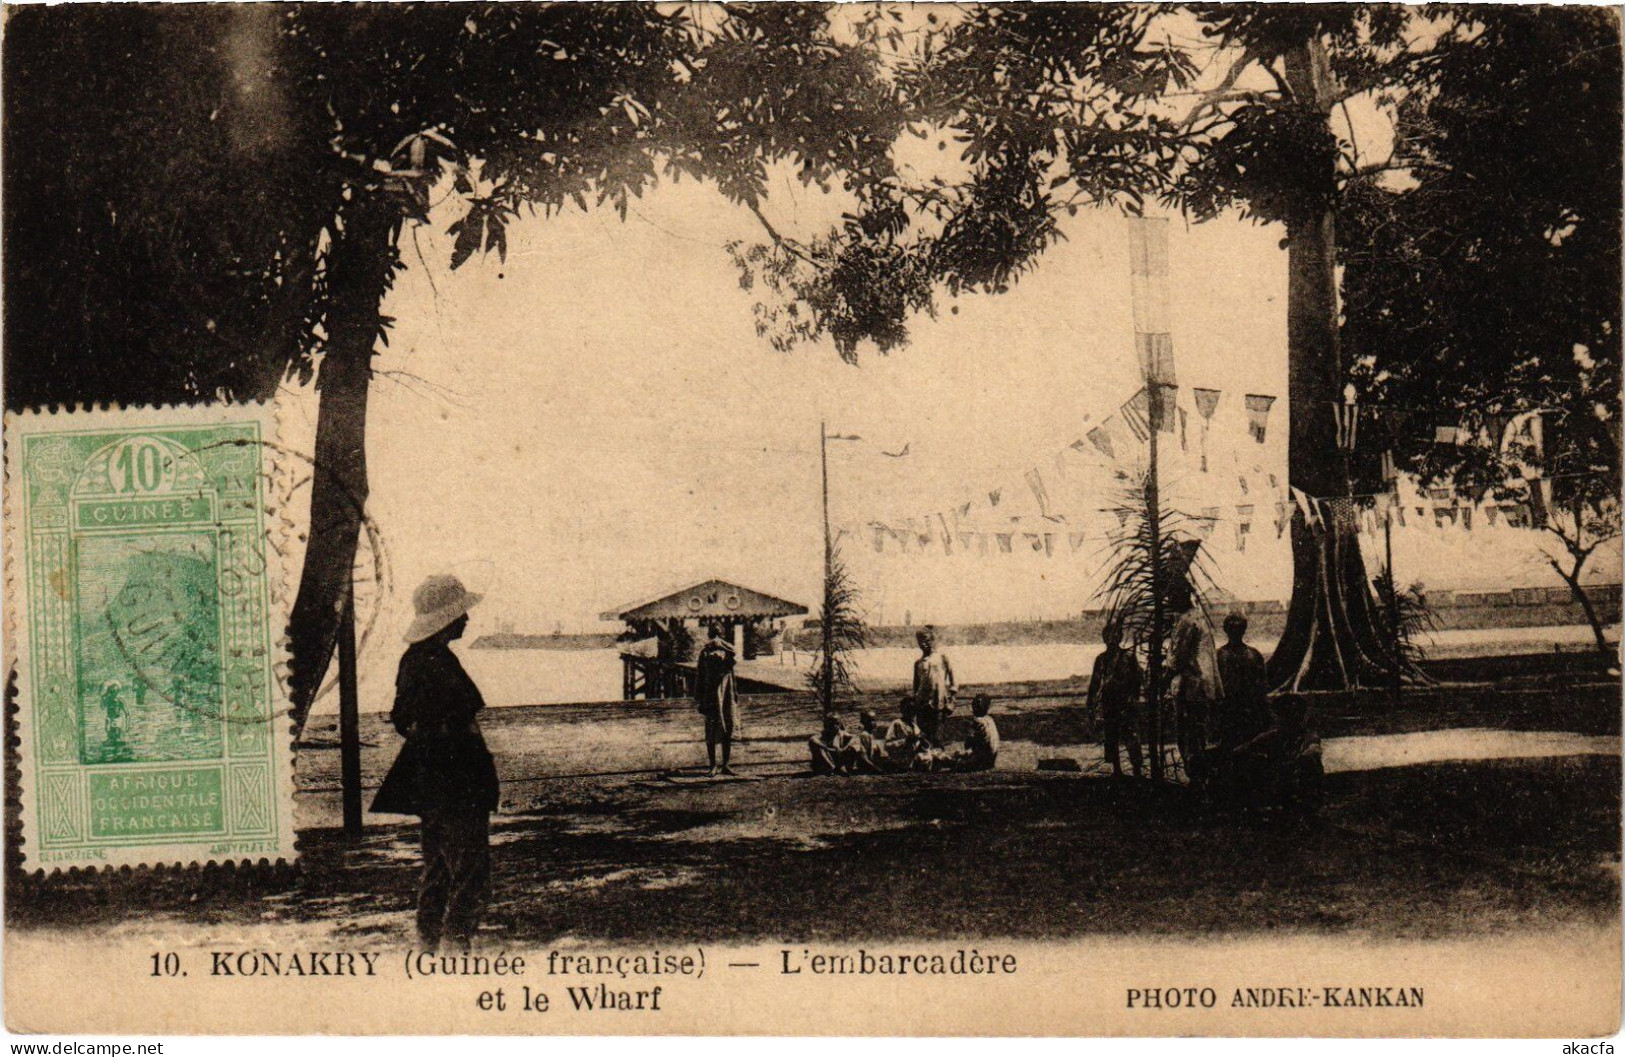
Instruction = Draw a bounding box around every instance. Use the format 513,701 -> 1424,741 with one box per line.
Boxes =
601,579 -> 808,622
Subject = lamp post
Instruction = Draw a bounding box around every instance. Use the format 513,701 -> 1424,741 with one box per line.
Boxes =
819,421 -> 861,713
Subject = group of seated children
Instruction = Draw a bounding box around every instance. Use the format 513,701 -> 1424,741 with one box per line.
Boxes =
1198,694 -> 1324,812
809,694 -> 999,776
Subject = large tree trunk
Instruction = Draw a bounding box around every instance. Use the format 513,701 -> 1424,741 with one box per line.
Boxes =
1266,39 -> 1401,692
287,195 -> 401,734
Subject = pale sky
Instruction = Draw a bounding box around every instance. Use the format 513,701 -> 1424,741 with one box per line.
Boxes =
276,163 -> 1616,678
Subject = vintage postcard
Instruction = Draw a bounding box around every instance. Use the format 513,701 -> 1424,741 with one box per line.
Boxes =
3,1 -> 1621,1041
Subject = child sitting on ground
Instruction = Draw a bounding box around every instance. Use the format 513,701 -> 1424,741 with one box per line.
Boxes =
958,693 -> 1000,771
808,713 -> 860,776
852,709 -> 887,773
919,693 -> 1001,772
1217,694 -> 1323,812
882,696 -> 931,772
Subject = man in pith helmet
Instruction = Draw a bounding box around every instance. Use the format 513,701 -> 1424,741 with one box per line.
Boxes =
372,574 -> 500,951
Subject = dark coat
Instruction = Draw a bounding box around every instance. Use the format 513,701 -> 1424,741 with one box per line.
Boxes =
371,640 -> 500,817
1088,645 -> 1142,714
1217,642 -> 1272,747
693,641 -> 741,736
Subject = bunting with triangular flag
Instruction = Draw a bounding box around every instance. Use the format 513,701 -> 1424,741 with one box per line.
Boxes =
1245,395 -> 1276,444
1121,389 -> 1152,442
1193,387 -> 1220,473
1199,506 -> 1220,538
1025,468 -> 1053,519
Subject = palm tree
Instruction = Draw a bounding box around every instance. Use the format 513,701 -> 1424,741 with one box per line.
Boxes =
1095,468 -> 1212,780
809,547 -> 869,715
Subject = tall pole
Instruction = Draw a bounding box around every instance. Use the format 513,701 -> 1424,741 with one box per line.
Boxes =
338,585 -> 363,839
820,420 -> 834,714
1385,505 -> 1400,699
1130,217 -> 1173,783
1146,386 -> 1165,782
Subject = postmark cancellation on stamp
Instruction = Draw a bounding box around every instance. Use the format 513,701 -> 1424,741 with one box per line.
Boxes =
4,403 -> 295,871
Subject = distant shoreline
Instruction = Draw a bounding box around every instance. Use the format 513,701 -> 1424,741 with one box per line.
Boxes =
471,632 -> 621,651
473,587 -> 1620,653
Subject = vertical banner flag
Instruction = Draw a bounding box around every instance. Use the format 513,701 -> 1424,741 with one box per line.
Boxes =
1486,412 -> 1513,452
1129,217 -> 1177,432
1529,475 -> 1554,528
1193,387 -> 1220,472
1380,449 -> 1398,486
1245,394 -> 1276,443
1335,399 -> 1360,452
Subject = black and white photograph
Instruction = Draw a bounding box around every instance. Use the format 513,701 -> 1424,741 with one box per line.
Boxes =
2,1 -> 1621,1038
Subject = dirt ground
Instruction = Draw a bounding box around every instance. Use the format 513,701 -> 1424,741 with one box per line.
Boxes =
8,653 -> 1620,946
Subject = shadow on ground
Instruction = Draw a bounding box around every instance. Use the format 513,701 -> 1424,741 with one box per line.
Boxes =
9,754 -> 1619,945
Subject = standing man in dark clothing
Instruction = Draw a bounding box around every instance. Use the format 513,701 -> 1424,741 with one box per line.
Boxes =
1216,612 -> 1272,749
1086,621 -> 1143,778
372,575 -> 499,952
694,625 -> 741,776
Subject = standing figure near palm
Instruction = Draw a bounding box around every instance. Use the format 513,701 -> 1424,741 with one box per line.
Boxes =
911,626 -> 956,744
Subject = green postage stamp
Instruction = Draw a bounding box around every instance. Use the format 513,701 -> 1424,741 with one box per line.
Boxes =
5,404 -> 295,871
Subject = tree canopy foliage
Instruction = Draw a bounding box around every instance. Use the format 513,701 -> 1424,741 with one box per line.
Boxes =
1340,6 -> 1621,512
4,4 -> 925,408
6,4 -> 1620,703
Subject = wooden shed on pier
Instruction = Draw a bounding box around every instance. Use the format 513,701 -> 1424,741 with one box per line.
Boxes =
601,579 -> 808,700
